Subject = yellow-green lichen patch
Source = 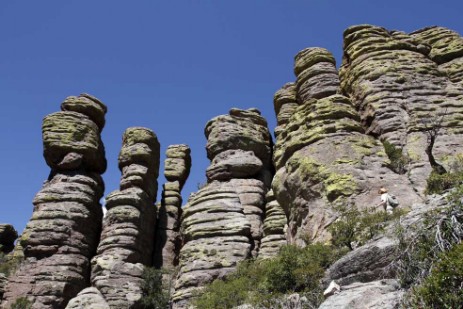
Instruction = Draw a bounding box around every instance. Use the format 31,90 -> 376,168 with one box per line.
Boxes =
287,156 -> 357,202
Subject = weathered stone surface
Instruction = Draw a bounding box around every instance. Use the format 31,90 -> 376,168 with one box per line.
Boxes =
205,108 -> 272,166
274,82 -> 298,128
340,24 -> 463,193
258,190 -> 287,259
65,287 -> 109,309
61,93 -> 107,131
0,273 -> 6,302
68,127 -> 160,309
43,99 -> 107,173
2,94 -> 106,309
164,144 -> 191,186
295,47 -> 339,102
173,182 -> 252,308
154,144 -> 191,269
272,92 -> 422,243
206,149 -> 263,181
318,280 -> 403,309
0,224 -> 17,254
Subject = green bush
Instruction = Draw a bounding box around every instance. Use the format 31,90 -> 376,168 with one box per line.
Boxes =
426,169 -> 462,194
194,244 -> 345,309
406,243 -> 463,308
396,184 -> 463,307
140,267 -> 171,309
0,252 -> 22,276
383,141 -> 409,174
10,297 -> 32,309
329,205 -> 405,250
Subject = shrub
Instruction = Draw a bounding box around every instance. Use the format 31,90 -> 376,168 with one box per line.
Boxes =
10,297 -> 32,309
329,205 -> 405,250
194,244 -> 345,309
406,243 -> 463,308
0,252 -> 22,276
396,184 -> 463,307
140,267 -> 171,309
426,169 -> 462,194
383,141 -> 409,174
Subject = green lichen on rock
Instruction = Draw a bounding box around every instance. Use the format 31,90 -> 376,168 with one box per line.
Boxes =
274,95 -> 364,168
287,156 -> 357,201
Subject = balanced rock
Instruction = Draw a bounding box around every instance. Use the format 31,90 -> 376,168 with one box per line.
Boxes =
68,127 -> 160,308
154,144 -> 191,269
2,94 -> 107,309
0,224 -> 17,254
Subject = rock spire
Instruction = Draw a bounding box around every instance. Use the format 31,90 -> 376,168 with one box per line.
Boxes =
2,94 -> 107,308
67,127 -> 160,308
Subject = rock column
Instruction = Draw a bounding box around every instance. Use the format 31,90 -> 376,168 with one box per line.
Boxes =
154,144 -> 191,269
172,108 -> 273,308
67,127 -> 160,308
2,94 -> 107,308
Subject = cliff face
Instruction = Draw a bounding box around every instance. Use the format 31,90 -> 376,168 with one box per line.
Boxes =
2,24 -> 463,309
2,94 -> 107,308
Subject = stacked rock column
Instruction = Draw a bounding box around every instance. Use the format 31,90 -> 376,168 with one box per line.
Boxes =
154,144 -> 191,269
67,127 -> 160,308
172,108 -> 273,308
2,94 -> 107,308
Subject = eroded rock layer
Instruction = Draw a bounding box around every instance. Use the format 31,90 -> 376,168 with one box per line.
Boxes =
340,25 -> 463,192
2,94 -> 107,309
68,127 -> 160,308
173,108 -> 273,308
154,144 -> 191,269
258,190 -> 287,259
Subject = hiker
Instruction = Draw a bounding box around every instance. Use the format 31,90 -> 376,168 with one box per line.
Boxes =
377,187 -> 399,214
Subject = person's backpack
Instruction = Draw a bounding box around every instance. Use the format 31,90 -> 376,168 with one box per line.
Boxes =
387,194 -> 399,208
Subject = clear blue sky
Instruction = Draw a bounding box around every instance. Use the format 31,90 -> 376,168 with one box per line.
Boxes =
1,1 -> 462,234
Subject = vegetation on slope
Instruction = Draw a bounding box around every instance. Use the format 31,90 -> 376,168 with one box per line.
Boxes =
193,244 -> 346,309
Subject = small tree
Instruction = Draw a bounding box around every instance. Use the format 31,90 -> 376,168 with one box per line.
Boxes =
421,109 -> 448,175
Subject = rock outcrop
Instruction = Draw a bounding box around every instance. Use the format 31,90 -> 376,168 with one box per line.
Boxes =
272,47 -> 422,243
340,25 -> 463,193
172,108 -> 273,308
154,144 -> 191,269
0,224 -> 17,254
2,94 -> 107,308
68,127 -> 160,308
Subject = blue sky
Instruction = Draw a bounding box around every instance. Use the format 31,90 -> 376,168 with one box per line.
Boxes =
1,1 -> 462,234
